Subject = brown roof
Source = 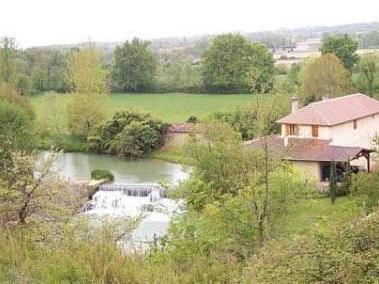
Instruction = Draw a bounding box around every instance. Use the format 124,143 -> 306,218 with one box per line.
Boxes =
245,135 -> 371,162
277,93 -> 379,126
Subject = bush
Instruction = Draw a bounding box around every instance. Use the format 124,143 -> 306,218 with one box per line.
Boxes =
88,111 -> 170,159
91,169 -> 114,181
352,171 -> 379,213
209,96 -> 289,140
241,210 -> 379,283
186,115 -> 198,123
0,99 -> 34,151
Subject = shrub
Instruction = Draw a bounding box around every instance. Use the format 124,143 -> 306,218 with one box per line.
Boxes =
241,210 -> 379,283
88,111 -> 170,159
186,115 -> 198,123
352,171 -> 379,213
90,169 -> 114,181
0,99 -> 34,151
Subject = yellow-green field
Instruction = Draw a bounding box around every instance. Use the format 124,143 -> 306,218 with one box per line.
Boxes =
30,92 -> 276,124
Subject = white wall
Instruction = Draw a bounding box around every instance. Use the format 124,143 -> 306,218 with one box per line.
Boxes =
329,115 -> 379,149
298,125 -> 311,137
280,115 -> 379,148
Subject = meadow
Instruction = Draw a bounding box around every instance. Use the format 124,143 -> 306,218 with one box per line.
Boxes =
30,92 -> 275,125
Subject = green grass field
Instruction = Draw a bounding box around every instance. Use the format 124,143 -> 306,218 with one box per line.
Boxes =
30,92 -> 274,124
282,195 -> 366,239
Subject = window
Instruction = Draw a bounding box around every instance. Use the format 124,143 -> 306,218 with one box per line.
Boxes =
312,125 -> 319,137
353,120 -> 357,129
286,124 -> 298,136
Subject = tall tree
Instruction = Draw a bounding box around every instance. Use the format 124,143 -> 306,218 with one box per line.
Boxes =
300,54 -> 351,104
66,44 -> 108,137
356,53 -> 379,96
112,38 -> 157,92
320,34 -> 359,71
201,34 -> 274,93
0,37 -> 17,84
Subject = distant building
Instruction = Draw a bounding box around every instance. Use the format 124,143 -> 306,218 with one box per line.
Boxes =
295,38 -> 322,52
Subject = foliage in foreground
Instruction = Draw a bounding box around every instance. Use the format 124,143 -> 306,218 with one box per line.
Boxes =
242,210 -> 379,283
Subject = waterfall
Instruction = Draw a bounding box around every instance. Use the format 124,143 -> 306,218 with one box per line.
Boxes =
81,183 -> 184,248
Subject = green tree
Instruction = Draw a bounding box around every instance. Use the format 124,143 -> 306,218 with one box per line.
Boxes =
24,48 -> 69,93
300,54 -> 351,104
0,100 -> 33,155
112,38 -> 157,92
156,59 -> 201,92
66,44 -> 108,138
201,34 -> 274,93
0,37 -> 17,84
320,34 -> 359,71
355,53 -> 379,96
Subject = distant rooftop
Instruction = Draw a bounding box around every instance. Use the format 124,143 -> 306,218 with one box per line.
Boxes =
277,93 -> 379,126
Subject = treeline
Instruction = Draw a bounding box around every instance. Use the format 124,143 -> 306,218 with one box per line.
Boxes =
0,35 -> 276,95
2,32 -> 379,97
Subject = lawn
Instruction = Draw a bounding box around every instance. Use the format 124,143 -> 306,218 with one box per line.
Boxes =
282,196 -> 363,237
30,92 -> 275,124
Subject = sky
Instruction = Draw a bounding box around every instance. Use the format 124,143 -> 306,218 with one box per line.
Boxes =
1,0 -> 379,47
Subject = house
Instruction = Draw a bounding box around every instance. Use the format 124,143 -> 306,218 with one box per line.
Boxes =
245,94 -> 379,182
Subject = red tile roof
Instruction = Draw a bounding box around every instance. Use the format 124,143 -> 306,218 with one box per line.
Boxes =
245,135 -> 371,162
277,93 -> 379,126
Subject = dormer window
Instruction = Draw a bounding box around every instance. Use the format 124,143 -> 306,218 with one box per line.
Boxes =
286,124 -> 298,136
353,120 -> 357,129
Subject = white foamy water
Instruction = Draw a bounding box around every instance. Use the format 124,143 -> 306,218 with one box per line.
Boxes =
83,187 -> 184,249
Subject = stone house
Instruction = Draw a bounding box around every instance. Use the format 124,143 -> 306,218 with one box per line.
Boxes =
245,94 -> 379,182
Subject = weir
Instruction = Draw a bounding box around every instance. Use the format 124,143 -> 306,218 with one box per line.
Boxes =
99,183 -> 167,198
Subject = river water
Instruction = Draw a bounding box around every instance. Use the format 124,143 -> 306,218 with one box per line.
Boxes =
53,152 -> 188,184
49,152 -> 188,249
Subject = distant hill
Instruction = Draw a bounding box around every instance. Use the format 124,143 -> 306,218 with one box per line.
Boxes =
32,22 -> 379,62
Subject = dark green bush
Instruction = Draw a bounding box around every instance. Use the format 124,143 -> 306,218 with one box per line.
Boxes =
91,169 -> 114,181
88,111 -> 170,159
186,115 -> 198,123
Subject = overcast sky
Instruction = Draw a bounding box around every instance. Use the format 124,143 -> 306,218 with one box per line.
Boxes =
1,0 -> 379,47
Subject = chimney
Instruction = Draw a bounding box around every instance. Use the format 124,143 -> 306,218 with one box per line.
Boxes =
322,94 -> 330,101
291,96 -> 298,113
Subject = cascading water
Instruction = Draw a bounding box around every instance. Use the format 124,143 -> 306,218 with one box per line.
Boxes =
41,152 -> 189,250
82,184 -> 184,249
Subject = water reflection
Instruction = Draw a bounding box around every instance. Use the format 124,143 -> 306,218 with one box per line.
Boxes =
47,152 -> 188,184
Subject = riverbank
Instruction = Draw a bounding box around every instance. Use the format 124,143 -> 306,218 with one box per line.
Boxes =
37,134 -> 187,164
